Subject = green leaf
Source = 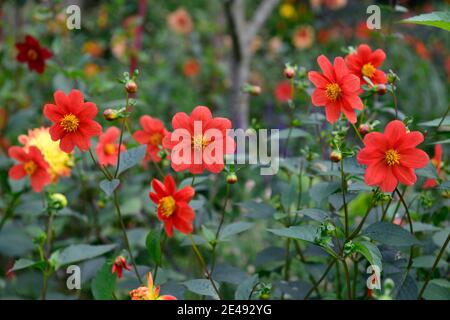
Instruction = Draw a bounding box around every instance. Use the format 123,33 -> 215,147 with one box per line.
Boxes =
406,222 -> 440,233
117,145 -> 147,176
99,179 -> 120,197
416,162 -> 439,179
91,261 -> 116,300
309,182 -> 340,203
51,244 -> 116,269
413,255 -> 447,269
201,225 -> 216,243
422,281 -> 450,300
8,258 -> 45,273
238,200 -> 275,219
145,231 -> 162,266
274,128 -> 309,140
268,225 -> 318,243
182,279 -> 221,299
363,222 -> 421,247
235,274 -> 259,300
432,229 -> 450,254
400,11 -> 450,31
418,116 -> 450,127
219,222 -> 254,240
354,241 -> 382,271
296,209 -> 330,222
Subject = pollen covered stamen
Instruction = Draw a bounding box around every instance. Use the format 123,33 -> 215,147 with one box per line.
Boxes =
104,143 -> 116,155
60,114 -> 80,133
192,135 -> 209,150
325,83 -> 341,101
385,149 -> 400,166
159,196 -> 176,217
24,161 -> 37,175
149,133 -> 163,146
27,49 -> 38,61
362,63 -> 376,78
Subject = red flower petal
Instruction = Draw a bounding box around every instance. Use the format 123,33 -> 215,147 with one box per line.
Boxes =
384,120 -> 407,147
308,71 -> 329,88
317,55 -> 334,81
400,149 -> 429,168
392,165 -> 417,185
9,164 -> 27,180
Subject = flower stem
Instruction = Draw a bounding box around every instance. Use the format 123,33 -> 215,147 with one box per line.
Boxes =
113,191 -> 143,284
351,123 -> 363,143
114,94 -> 130,178
418,233 -> 450,299
340,159 -> 349,238
211,184 -> 231,272
341,259 -> 352,299
304,259 -> 336,300
188,233 -> 222,300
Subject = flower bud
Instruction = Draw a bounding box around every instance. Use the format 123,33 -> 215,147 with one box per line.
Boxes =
243,84 -> 262,96
387,70 -> 399,85
284,66 -> 295,79
125,80 -> 138,93
376,84 -> 387,95
48,193 -> 67,211
358,123 -> 371,137
103,108 -> 119,121
330,150 -> 342,163
226,173 -> 238,184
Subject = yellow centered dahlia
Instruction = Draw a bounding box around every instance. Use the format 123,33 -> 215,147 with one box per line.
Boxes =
19,127 -> 73,181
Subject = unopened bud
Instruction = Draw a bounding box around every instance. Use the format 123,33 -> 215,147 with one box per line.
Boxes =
284,66 -> 295,79
243,84 -> 262,96
226,173 -> 238,184
48,193 -> 67,211
376,84 -> 387,95
330,150 -> 342,163
358,123 -> 371,137
103,108 -> 119,121
125,80 -> 138,93
387,70 -> 399,85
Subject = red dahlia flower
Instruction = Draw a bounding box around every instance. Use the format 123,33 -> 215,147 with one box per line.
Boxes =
111,256 -> 131,279
274,81 -> 293,103
44,90 -> 102,153
130,272 -> 176,300
16,35 -> 53,74
345,44 -> 387,87
162,106 -> 235,174
133,116 -> 168,163
308,55 -> 363,124
423,144 -> 443,189
96,126 -> 126,166
357,120 -> 429,192
149,175 -> 195,237
8,146 -> 51,192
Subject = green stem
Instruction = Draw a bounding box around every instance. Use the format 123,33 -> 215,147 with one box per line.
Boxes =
113,191 -> 143,284
41,208 -> 54,300
351,123 -> 363,143
418,233 -> 450,299
284,238 -> 291,281
342,259 -> 352,300
114,94 -> 130,178
188,234 -> 222,300
340,159 -> 349,238
211,184 -> 231,271
304,259 -> 336,300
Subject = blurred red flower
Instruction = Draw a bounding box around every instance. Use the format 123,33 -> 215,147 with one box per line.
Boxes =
16,35 -> 53,74
163,106 -> 235,174
292,25 -> 315,49
167,8 -> 193,34
355,22 -> 371,40
133,115 -> 168,163
345,44 -> 387,88
149,175 -> 195,237
357,120 -> 429,192
8,146 -> 51,192
274,81 -> 293,103
112,256 -> 131,279
130,272 -> 176,300
96,126 -> 126,166
308,55 -> 363,123
183,58 -> 200,78
423,144 -> 443,189
44,90 -> 102,153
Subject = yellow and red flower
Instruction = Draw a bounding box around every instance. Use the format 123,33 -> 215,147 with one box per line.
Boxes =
423,144 -> 443,189
357,120 -> 429,192
345,44 -> 387,88
308,55 -> 363,124
44,90 -> 102,153
112,256 -> 131,279
16,35 -> 53,74
130,272 -> 176,300
149,175 -> 195,237
8,146 -> 52,192
133,116 -> 168,163
19,127 -> 73,182
96,126 -> 126,166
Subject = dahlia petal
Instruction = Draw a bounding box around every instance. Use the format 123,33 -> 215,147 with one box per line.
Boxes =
311,89 -> 328,106
44,104 -> 64,122
308,71 -> 329,88
30,169 -> 51,192
384,120 -> 407,147
172,112 -> 191,130
73,131 -> 90,152
317,55 -> 335,81
80,120 -> 102,137
78,102 -> 98,119
400,149 -> 429,168
34,61 -> 45,74
190,106 -> 212,124
397,131 -> 424,151
49,124 -> 65,141
340,74 -> 361,93
363,132 -> 388,150
224,135 -> 236,154
342,94 -> 364,111
334,57 -> 349,80
68,90 -> 84,110
41,48 -> 53,59
392,165 -> 417,185
174,186 -> 195,202
59,135 -> 76,153
342,106 -> 357,123
164,220 -> 173,237
9,165 -> 27,180
164,175 -> 176,194
364,160 -> 387,185
172,209 -> 194,234
205,117 -> 232,132
357,147 -> 384,165
423,178 -> 437,189
133,130 -> 151,144
152,179 -> 167,196
379,168 -> 398,192
324,101 -> 341,124
357,44 -> 372,58
370,49 -> 386,67
25,35 -> 39,46
149,192 -> 160,204
8,146 -> 28,162
372,70 -> 387,85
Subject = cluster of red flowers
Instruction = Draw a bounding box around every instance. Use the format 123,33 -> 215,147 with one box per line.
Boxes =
308,44 -> 387,124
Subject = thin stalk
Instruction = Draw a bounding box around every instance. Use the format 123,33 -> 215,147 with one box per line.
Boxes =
284,238 -> 292,281
435,105 -> 449,132
211,184 -> 231,271
340,159 -> 349,238
342,259 -> 352,299
114,94 -> 130,178
41,208 -> 54,300
113,191 -> 143,284
351,123 -> 363,143
395,188 -> 415,274
304,259 -> 337,300
188,234 -> 222,300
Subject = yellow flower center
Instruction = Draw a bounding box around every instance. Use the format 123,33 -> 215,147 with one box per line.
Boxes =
385,149 -> 400,166
192,135 -> 209,150
361,63 -> 376,78
159,196 -> 176,217
149,133 -> 163,146
104,143 -> 116,155
60,114 -> 80,133
130,287 -> 151,300
325,83 -> 341,101
24,161 -> 37,175
27,49 -> 38,61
